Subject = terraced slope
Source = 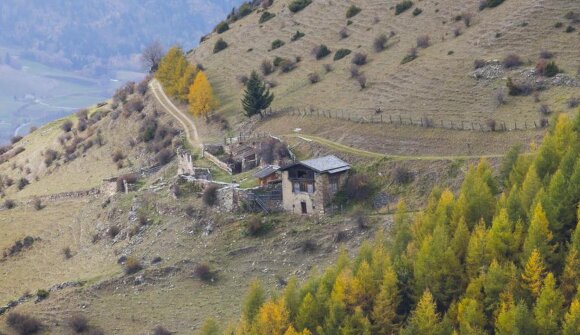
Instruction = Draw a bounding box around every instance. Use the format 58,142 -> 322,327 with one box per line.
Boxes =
190,0 -> 579,126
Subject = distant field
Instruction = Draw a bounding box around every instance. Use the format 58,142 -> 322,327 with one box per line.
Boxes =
0,46 -> 144,142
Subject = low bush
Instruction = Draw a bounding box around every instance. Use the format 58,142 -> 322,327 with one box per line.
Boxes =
393,166 -> 414,184
312,45 -> 331,60
539,50 -> 554,59
194,263 -> 215,282
155,148 -> 173,165
342,173 -> 373,202
244,215 -> 274,236
395,1 -> 413,15
544,61 -> 561,77
565,25 -> 576,33
288,0 -> 312,13
462,12 -> 473,26
323,64 -> 333,73
215,21 -> 229,34
153,325 -> 172,335
237,74 -> 249,85
352,52 -> 368,66
7,313 -> 42,335
373,34 -> 388,52
291,30 -> 305,41
346,5 -> 361,18
506,77 -> 532,96
495,88 -> 507,107
124,97 -> 144,113
412,8 -> 422,16
261,60 -> 274,76
271,39 -> 285,50
352,209 -> 370,230
301,239 -> 318,253
279,59 -> 297,73
213,38 -> 228,54
36,289 -> 49,300
61,120 -> 73,132
68,315 -> 89,333
502,53 -> 523,68
416,35 -> 430,48
308,72 -> 321,84
339,27 -> 349,39
107,225 -> 120,239
124,256 -> 143,275
111,150 -> 125,163
259,11 -> 276,23
63,246 -> 73,259
32,197 -> 44,210
334,48 -> 351,61
17,178 -> 29,190
480,0 -> 504,10
567,96 -> 579,108
203,185 -> 219,207
473,59 -> 486,69
401,48 -> 418,64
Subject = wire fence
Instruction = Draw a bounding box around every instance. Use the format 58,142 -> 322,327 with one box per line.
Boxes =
261,107 -> 548,132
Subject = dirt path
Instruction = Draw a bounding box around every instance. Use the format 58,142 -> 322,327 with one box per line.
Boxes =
285,133 -> 520,161
149,79 -> 200,146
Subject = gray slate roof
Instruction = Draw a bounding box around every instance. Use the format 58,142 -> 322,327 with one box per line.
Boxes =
284,155 -> 350,174
253,165 -> 280,179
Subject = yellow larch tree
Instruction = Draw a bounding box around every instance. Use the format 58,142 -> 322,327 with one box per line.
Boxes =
188,71 -> 219,120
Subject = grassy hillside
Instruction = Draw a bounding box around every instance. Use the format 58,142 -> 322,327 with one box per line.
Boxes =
191,0 -> 579,127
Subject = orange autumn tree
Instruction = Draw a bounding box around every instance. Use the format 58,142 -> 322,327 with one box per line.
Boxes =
188,70 -> 219,120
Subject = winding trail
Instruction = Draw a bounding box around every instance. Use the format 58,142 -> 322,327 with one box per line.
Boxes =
149,79 -> 200,146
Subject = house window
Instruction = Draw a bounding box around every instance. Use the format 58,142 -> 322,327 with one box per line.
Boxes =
330,175 -> 339,193
293,181 -> 315,193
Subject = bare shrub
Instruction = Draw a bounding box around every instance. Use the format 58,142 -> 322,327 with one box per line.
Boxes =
506,78 -> 532,96
244,215 -> 273,236
539,50 -> 554,59
301,239 -> 318,253
153,325 -> 172,335
373,34 -> 388,52
356,74 -> 367,89
502,54 -> 523,68
124,97 -> 144,113
63,246 -> 73,259
261,60 -> 274,75
452,27 -> 462,37
124,256 -> 143,275
474,59 -> 486,69
203,185 -> 219,207
6,313 -> 43,335
4,199 -> 15,209
312,45 -> 331,60
155,148 -> 173,165
567,96 -> 579,108
11,135 -> 23,144
539,118 -> 549,128
17,178 -> 29,190
194,263 -> 215,282
61,120 -> 73,132
416,35 -> 430,48
533,91 -> 541,103
339,27 -> 349,39
352,52 -> 368,66
32,197 -> 44,210
486,119 -> 497,131
344,174 -> 373,201
352,209 -> 370,230
323,64 -> 333,73
68,315 -> 88,333
393,166 -> 414,184
107,225 -> 120,239
462,12 -> 473,26
111,150 -> 125,163
279,59 -> 296,73
308,72 -> 321,84
538,104 -> 551,116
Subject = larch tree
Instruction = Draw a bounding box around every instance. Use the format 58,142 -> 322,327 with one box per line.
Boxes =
188,71 -> 219,120
371,267 -> 399,334
242,279 -> 266,325
522,203 -> 554,264
562,299 -> 580,335
242,71 -> 274,118
466,220 -> 492,278
561,248 -> 580,303
533,273 -> 565,334
177,63 -> 197,102
487,208 -> 519,262
457,297 -> 487,335
521,249 -> 547,300
253,298 -> 290,335
402,290 -> 442,335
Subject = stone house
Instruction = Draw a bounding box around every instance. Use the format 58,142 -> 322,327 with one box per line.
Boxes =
280,155 -> 350,215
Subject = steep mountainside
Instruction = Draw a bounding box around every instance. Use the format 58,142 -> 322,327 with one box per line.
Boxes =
191,0 -> 579,126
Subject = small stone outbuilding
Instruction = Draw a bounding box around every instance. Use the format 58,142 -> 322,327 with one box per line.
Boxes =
280,155 -> 350,215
